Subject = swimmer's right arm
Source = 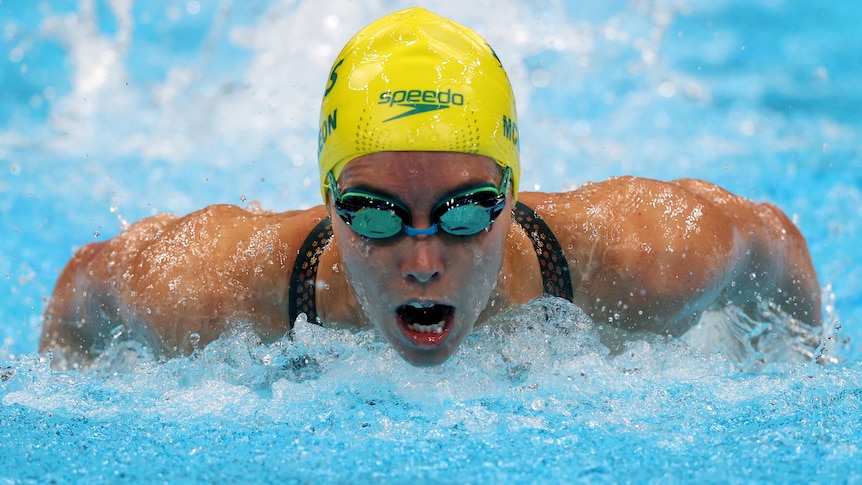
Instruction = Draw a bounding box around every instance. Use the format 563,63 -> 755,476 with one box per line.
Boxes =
39,213 -> 180,368
40,205 -> 328,369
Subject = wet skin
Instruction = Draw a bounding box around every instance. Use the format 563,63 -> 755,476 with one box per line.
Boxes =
40,152 -> 822,369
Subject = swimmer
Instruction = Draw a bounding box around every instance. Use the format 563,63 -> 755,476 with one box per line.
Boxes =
39,8 -> 822,369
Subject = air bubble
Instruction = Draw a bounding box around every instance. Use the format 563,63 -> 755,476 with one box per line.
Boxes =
186,1 -> 201,15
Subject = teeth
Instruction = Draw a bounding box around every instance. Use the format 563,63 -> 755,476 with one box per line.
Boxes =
407,301 -> 436,309
408,321 -> 446,334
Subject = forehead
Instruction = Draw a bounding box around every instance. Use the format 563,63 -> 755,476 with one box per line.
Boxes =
338,152 -> 500,197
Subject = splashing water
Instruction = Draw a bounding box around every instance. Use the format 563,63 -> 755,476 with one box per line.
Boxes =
2,299 -> 856,482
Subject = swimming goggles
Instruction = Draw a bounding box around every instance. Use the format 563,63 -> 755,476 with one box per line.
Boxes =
328,167 -> 511,239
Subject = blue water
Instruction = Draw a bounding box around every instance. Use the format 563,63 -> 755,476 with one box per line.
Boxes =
2,0 -> 861,482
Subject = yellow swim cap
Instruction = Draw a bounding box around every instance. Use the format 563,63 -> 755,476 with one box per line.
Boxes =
318,7 -> 520,201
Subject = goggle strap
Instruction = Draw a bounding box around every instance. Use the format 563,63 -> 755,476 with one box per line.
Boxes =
501,166 -> 512,193
327,171 -> 341,200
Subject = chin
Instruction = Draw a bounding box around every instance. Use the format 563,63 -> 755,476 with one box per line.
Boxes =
396,345 -> 461,367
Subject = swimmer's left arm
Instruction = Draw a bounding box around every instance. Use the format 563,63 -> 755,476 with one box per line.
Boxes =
522,176 -> 821,334
670,178 -> 822,328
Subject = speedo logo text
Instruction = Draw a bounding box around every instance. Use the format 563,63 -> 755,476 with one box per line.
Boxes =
379,89 -> 465,122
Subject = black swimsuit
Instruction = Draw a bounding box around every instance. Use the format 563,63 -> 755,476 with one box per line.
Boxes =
287,201 -> 573,326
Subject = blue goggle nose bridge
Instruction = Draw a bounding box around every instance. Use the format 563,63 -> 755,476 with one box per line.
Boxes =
403,224 -> 439,236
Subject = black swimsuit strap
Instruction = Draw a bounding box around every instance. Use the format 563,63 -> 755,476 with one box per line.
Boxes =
288,217 -> 333,326
513,201 -> 574,301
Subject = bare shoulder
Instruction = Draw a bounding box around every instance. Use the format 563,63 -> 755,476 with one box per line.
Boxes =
519,175 -> 742,255
88,204 -> 328,277
116,203 -> 330,321
521,176 -> 743,288
41,204 -> 330,362
516,176 -> 820,332
133,204 -> 326,260
520,175 -> 793,246
669,178 -> 805,239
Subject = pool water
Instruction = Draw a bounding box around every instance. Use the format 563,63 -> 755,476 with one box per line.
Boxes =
2,0 -> 861,482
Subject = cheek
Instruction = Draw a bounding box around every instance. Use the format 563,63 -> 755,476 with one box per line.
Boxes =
337,231 -> 373,275
458,230 -> 507,284
334,229 -> 396,303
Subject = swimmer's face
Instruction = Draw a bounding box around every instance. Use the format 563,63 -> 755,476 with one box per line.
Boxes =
330,152 -> 511,366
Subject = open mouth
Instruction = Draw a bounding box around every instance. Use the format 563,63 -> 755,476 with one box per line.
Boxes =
396,301 -> 455,347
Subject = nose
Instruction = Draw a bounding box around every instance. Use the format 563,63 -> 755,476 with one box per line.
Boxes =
400,236 -> 444,284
